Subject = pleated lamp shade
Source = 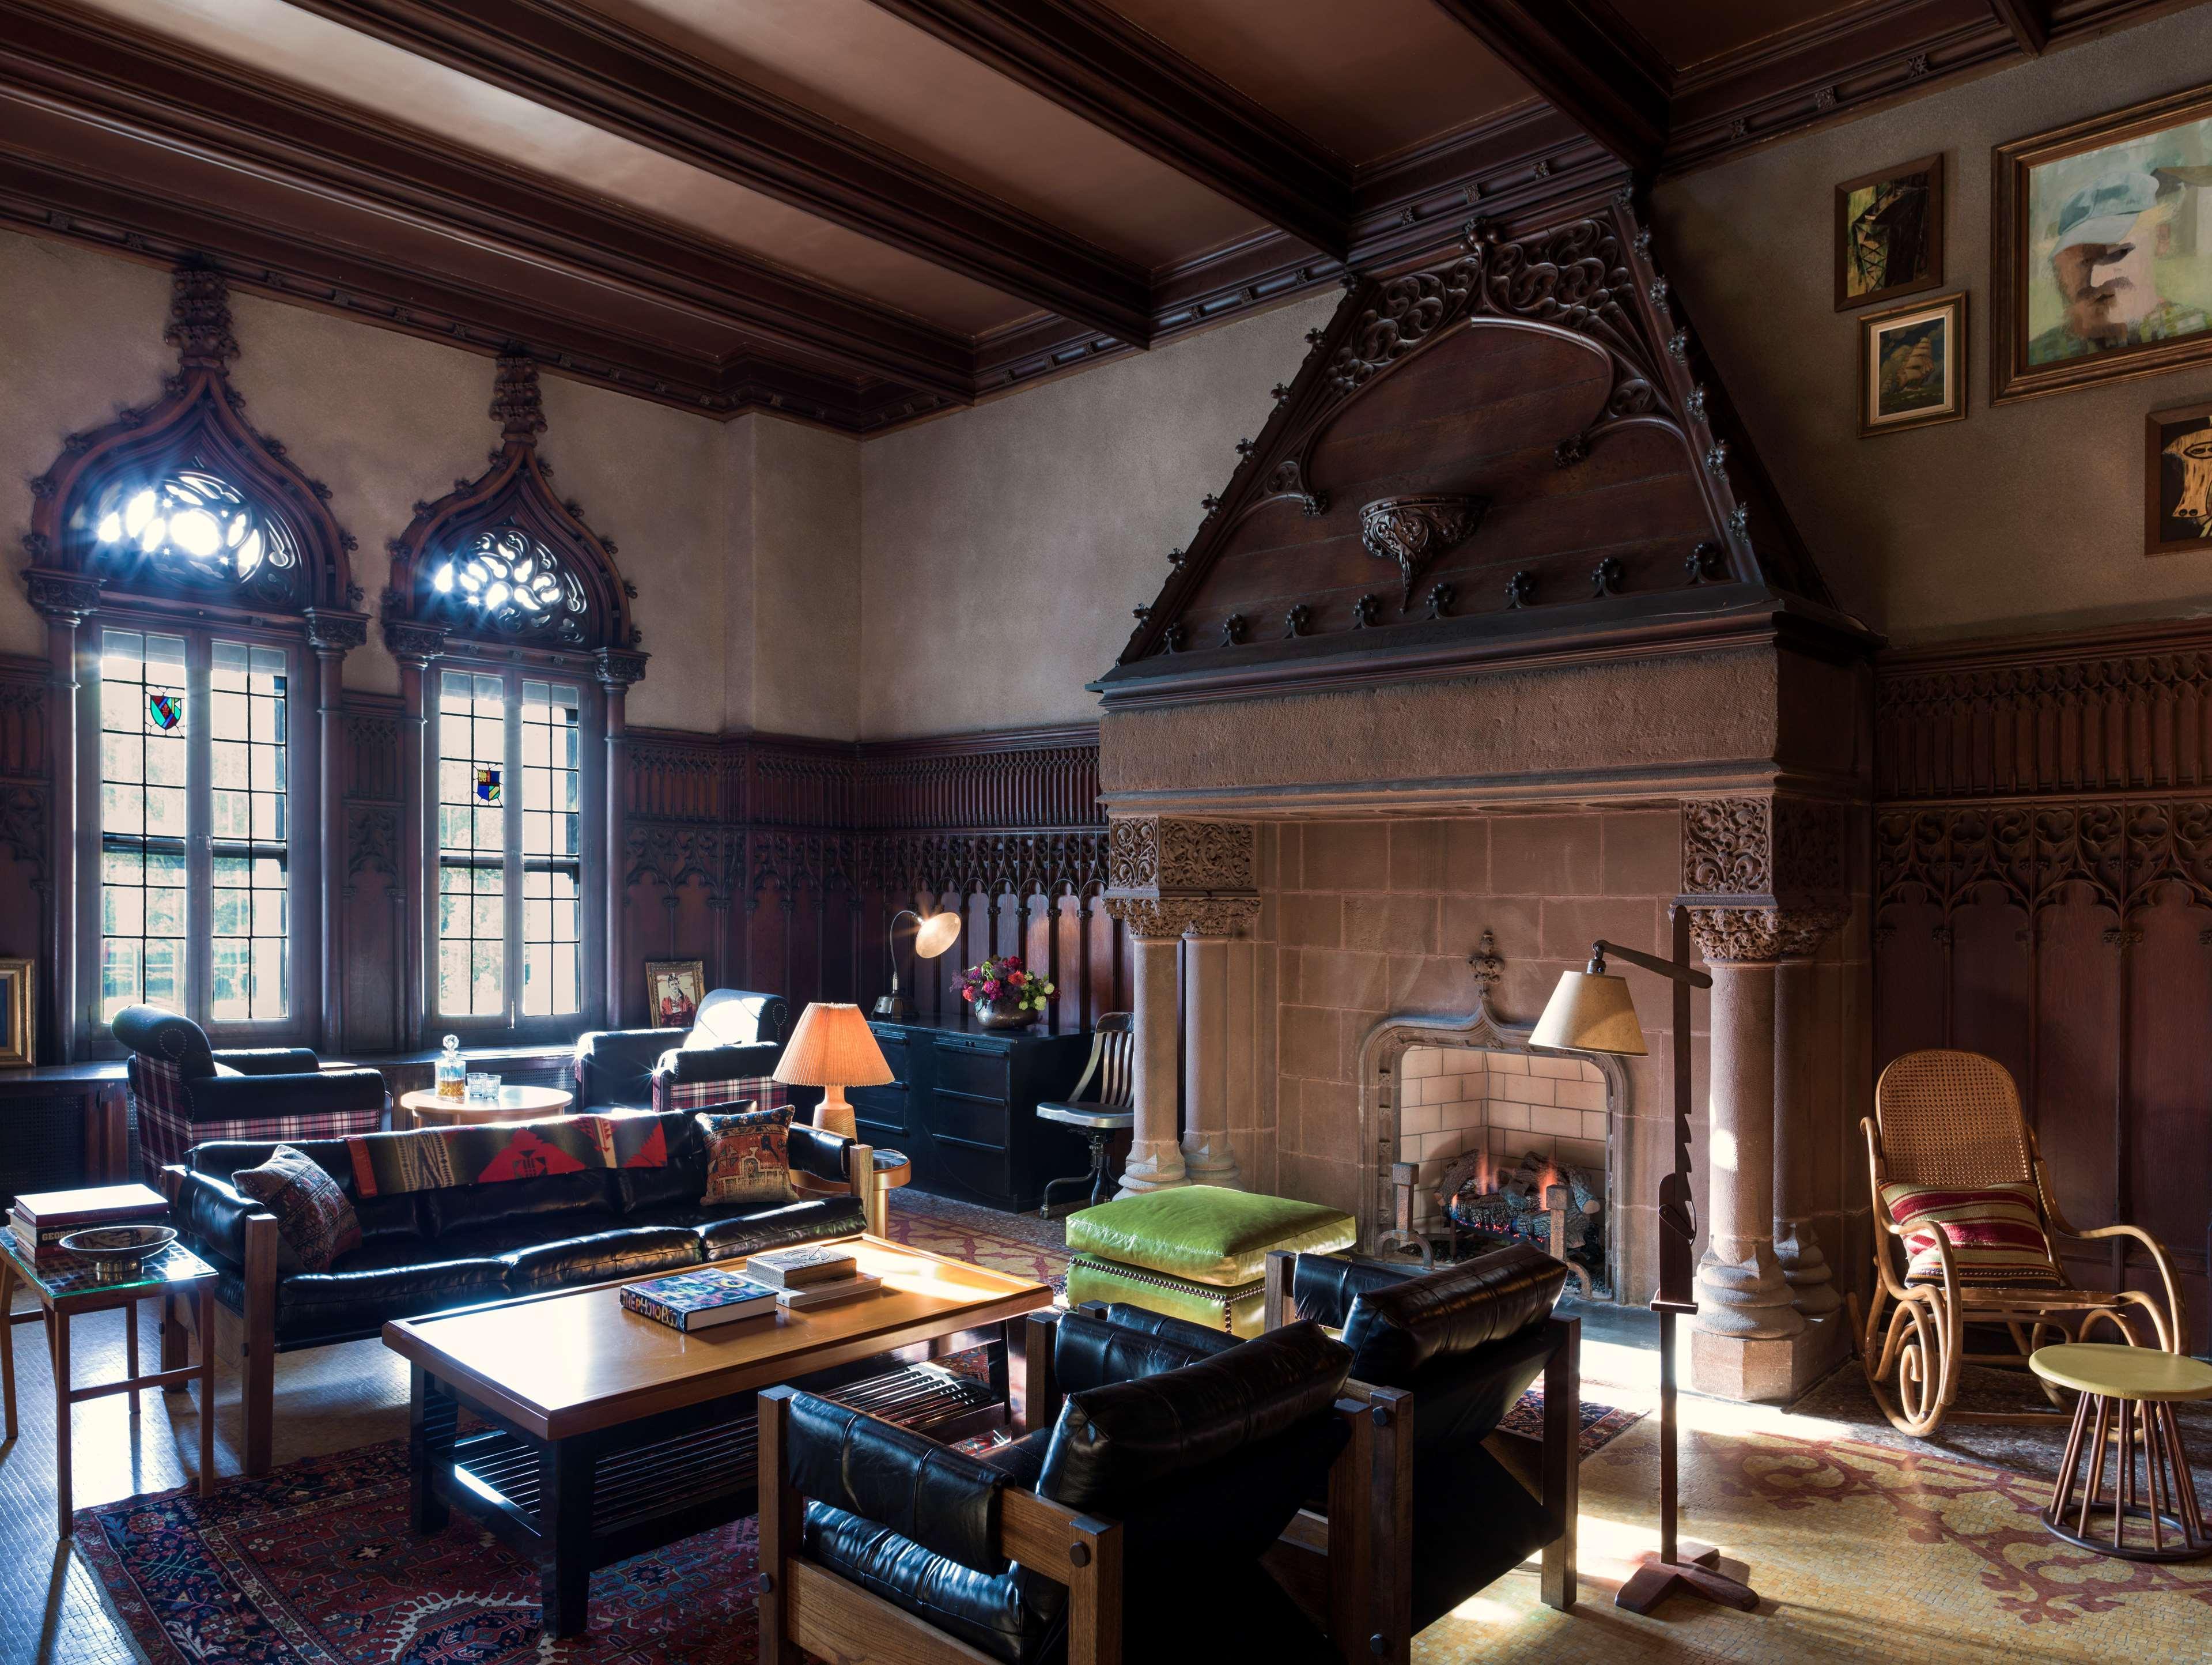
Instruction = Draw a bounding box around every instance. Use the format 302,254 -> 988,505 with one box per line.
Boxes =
1530,971 -> 1648,1057
774,1002 -> 893,1138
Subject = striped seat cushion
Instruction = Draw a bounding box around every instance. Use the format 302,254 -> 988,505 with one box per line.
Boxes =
1879,1180 -> 2063,1288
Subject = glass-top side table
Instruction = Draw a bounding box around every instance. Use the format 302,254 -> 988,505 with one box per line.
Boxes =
0,1231 -> 220,1535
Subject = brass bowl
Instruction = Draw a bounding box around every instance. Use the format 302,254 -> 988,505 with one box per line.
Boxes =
58,1224 -> 176,1279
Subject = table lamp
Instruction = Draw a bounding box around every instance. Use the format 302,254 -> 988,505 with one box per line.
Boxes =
873,909 -> 961,1020
773,1002 -> 893,1139
1533,915 -> 1758,1617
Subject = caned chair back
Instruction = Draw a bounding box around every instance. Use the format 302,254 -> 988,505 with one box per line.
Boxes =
1071,1012 -> 1135,1111
1873,1048 -> 2036,1189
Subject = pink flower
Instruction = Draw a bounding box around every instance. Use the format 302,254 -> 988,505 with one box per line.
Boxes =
982,979 -> 1000,997
1008,970 -> 1026,986
1003,956 -> 1023,972
961,986 -> 975,1002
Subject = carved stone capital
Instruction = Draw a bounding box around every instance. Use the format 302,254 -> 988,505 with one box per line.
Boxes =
1775,905 -> 1849,959
303,608 -> 370,656
595,645 -> 650,689
1106,815 -> 1256,894
1682,795 -> 1847,908
1180,897 -> 1261,938
1688,906 -> 1783,964
24,569 -> 101,625
381,618 -> 446,665
1106,897 -> 1194,941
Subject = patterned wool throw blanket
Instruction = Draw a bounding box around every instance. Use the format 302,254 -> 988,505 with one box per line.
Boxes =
346,1113 -> 668,1198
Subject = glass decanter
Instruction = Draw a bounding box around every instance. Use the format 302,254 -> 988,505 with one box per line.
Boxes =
435,1034 -> 467,1102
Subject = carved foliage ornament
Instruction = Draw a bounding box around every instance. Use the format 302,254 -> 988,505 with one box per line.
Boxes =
1106,815 -> 1256,894
1681,796 -> 1846,901
1359,494 -> 1488,608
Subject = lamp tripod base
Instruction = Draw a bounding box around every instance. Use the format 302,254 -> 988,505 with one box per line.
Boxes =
871,994 -> 913,1020
1614,1542 -> 1759,1615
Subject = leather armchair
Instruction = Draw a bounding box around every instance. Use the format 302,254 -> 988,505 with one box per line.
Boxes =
759,1319 -> 1366,1665
573,986 -> 790,1112
1263,1243 -> 1579,1662
113,1005 -> 387,1185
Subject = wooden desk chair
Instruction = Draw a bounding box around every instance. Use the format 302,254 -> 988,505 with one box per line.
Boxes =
1036,1013 -> 1133,1216
1852,1048 -> 2186,1438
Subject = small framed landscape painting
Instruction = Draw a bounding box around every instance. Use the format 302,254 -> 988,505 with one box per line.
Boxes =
1835,153 -> 1944,310
2147,398 -> 2212,554
1859,292 -> 1967,437
646,960 -> 705,1029
0,958 -> 33,1068
1994,83 -> 2212,403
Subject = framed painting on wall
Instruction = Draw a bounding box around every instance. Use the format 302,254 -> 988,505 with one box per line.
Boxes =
0,958 -> 33,1068
645,960 -> 705,1030
1859,292 -> 1967,437
1993,82 -> 2212,403
1836,153 -> 1945,310
2147,398 -> 2212,553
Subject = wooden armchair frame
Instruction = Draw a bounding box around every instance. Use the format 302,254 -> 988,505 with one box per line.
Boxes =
1850,1049 -> 2187,1439
1261,1256 -> 1580,1663
758,1327 -> 1385,1665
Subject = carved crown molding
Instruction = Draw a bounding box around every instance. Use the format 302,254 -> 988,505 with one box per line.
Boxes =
1359,494 -> 1487,608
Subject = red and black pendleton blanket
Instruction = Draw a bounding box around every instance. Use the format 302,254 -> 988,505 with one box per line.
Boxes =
344,1112 -> 670,1199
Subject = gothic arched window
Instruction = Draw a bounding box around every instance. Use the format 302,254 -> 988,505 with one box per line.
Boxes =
429,527 -> 589,645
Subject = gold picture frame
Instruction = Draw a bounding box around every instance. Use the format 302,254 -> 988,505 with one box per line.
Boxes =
1992,81 -> 2212,404
1859,292 -> 1968,437
0,958 -> 35,1068
645,959 -> 705,1030
2147,397 -> 2212,555
1836,152 -> 1945,311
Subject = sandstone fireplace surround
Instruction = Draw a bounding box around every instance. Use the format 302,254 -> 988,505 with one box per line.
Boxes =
1086,203 -> 1875,1404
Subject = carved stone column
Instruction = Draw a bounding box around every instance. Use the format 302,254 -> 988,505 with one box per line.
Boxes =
1181,900 -> 1259,1188
1107,904 -> 1188,1194
1682,795 -> 1848,1402
1103,816 -> 1259,1199
1775,912 -> 1847,1331
597,648 -> 648,1029
25,571 -> 99,1062
383,620 -> 444,1052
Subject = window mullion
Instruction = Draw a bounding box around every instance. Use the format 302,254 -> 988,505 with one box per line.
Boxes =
505,668 -> 525,1035
187,638 -> 213,1022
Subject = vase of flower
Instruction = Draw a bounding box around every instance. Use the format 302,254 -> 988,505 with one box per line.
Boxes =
958,954 -> 1055,1030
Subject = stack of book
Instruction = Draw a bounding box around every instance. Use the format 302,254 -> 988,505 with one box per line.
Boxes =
746,1244 -> 883,1310
620,1267 -> 780,1332
10,1184 -> 170,1268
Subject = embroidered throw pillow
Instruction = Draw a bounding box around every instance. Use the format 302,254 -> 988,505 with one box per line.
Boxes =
233,1145 -> 363,1274
697,1104 -> 797,1207
1879,1180 -> 2062,1288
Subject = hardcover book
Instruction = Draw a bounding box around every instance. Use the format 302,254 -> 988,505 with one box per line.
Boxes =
775,1273 -> 884,1310
12,1184 -> 170,1229
619,1267 -> 779,1332
746,1244 -> 859,1289
12,1194 -> 168,1265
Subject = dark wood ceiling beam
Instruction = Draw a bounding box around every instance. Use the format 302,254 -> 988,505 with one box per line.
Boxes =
0,0 -> 976,403
286,0 -> 1155,343
1426,0 -> 1670,175
1988,0 -> 2049,53
859,0 -> 1351,258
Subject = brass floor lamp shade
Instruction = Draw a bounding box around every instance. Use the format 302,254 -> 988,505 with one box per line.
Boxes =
873,909 -> 961,1020
1534,917 -> 1760,1617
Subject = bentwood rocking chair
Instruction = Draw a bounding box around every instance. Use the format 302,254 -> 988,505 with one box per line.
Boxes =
1852,1049 -> 2187,1438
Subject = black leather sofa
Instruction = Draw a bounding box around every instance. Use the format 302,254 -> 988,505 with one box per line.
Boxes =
759,1312 -> 1360,1664
1265,1242 -> 1579,1659
162,1105 -> 871,1474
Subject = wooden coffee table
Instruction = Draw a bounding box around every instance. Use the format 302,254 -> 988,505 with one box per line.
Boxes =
383,1235 -> 1050,1636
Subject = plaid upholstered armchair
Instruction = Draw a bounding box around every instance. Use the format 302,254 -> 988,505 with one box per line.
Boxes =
572,987 -> 791,1114
114,1005 -> 387,1185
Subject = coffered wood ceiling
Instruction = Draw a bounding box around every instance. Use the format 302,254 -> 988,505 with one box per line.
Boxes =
3,0 -> 2202,433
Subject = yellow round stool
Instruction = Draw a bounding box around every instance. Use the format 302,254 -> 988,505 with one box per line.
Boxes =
2030,1343 -> 2212,1561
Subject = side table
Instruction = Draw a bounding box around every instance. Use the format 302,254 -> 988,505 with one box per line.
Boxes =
2031,1342 -> 2212,1561
399,1085 -> 575,1128
0,1235 -> 220,1535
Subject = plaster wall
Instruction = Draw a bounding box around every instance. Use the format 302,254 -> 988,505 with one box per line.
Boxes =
0,228 -> 741,734
747,414 -> 863,740
856,291 -> 1338,739
1652,6 -> 2212,645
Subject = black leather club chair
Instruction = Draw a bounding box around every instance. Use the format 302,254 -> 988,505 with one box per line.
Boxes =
1263,1241 -> 1579,1663
572,986 -> 789,1112
758,1318 -> 1366,1665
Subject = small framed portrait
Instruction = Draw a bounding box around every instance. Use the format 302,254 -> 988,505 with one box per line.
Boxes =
645,960 -> 705,1030
2147,398 -> 2212,554
0,958 -> 34,1068
1859,292 -> 1967,437
1835,153 -> 1945,311
1994,84 -> 2212,403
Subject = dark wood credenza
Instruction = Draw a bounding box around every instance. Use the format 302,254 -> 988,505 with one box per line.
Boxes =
854,1018 -> 1093,1213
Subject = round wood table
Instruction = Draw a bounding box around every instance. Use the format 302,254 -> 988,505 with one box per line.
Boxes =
400,1084 -> 574,1128
2031,1342 -> 2212,1561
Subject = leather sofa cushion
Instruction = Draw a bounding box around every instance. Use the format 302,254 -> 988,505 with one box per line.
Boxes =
501,1224 -> 700,1292
420,1170 -> 619,1239
693,1195 -> 867,1260
787,1391 -> 1008,1574
271,1251 -> 511,1345
975,1429 -> 1052,1492
1338,1242 -> 1566,1387
803,1503 -> 1047,1665
1038,1320 -> 1351,1519
1064,1186 -> 1355,1286
1052,1305 -> 1240,1397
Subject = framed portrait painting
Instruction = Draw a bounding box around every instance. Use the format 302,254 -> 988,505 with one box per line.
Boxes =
645,959 -> 705,1030
1994,82 -> 2212,403
1836,153 -> 1945,310
0,958 -> 33,1068
1859,292 -> 1967,437
2147,398 -> 2212,554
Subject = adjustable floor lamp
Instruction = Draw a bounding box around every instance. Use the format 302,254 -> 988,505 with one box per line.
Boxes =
1532,909 -> 1760,1615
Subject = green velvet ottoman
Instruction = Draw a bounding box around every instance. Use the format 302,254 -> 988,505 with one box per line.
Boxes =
1062,1185 -> 1357,1338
